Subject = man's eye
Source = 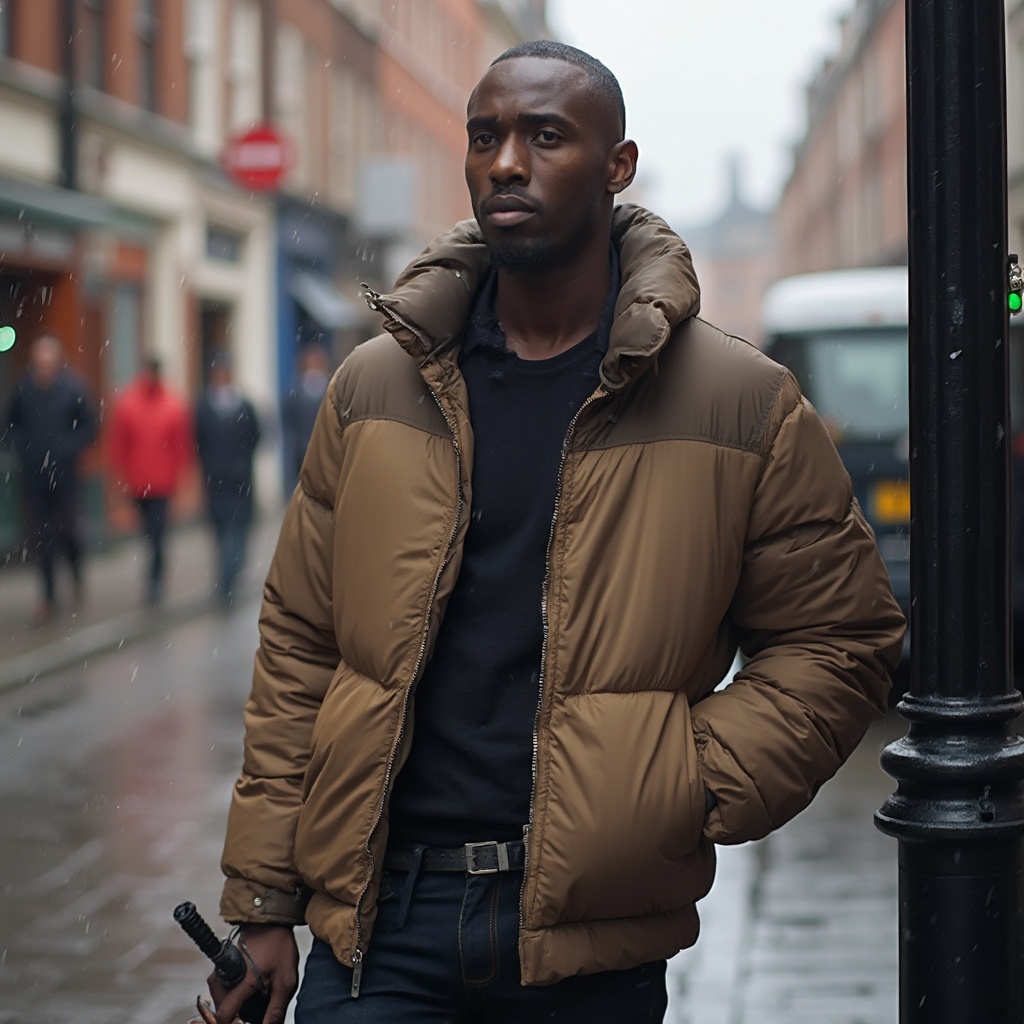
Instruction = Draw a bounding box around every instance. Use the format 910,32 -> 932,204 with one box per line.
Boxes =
537,130 -> 559,143
472,133 -> 496,147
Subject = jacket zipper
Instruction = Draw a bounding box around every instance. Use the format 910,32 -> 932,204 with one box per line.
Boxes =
349,293 -> 466,996
520,387 -> 608,942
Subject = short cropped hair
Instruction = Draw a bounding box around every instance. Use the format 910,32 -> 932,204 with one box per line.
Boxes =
491,40 -> 626,138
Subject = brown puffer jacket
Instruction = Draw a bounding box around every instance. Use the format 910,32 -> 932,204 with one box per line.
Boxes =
220,204 -> 906,985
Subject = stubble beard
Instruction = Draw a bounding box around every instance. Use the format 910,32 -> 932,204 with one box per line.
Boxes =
479,196 -> 604,275
486,236 -> 561,273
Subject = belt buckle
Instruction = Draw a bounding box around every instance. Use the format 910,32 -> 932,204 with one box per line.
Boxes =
465,840 -> 508,875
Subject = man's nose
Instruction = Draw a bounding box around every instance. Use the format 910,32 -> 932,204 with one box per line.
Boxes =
490,136 -> 528,185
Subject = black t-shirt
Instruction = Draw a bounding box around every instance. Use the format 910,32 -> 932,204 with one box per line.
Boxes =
387,260 -> 619,846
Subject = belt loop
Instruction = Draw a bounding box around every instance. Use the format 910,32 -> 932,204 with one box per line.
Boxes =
396,843 -> 426,930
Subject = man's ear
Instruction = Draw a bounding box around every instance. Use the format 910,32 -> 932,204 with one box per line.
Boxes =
607,139 -> 639,195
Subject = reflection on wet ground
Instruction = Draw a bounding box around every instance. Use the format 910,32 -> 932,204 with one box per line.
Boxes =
0,604 -> 261,1024
0,600 -> 906,1024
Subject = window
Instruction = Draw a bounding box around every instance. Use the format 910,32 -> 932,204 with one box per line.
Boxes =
82,0 -> 105,89
109,284 -> 144,389
773,330 -> 909,443
0,0 -> 12,58
206,225 -> 244,262
186,0 -> 220,150
229,0 -> 261,131
136,0 -> 158,111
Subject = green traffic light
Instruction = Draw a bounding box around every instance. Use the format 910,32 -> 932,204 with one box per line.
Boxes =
1010,293 -> 1023,312
0,325 -> 15,352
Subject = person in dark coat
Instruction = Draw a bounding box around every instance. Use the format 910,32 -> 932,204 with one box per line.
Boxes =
4,332 -> 98,622
281,344 -> 330,489
194,352 -> 261,606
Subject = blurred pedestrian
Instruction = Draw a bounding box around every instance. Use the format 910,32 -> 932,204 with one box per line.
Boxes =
108,357 -> 192,607
194,352 -> 261,607
3,332 -> 97,622
211,42 -> 906,1024
281,344 -> 330,489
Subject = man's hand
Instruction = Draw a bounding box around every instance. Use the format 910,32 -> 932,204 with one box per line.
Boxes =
208,924 -> 299,1024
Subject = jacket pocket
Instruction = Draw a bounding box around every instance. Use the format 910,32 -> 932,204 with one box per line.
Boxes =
524,690 -> 710,928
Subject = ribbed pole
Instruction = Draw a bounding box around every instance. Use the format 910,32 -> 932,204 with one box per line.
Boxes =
875,2 -> 1024,1020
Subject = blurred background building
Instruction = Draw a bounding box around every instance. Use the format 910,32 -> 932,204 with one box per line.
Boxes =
775,0 -> 907,275
677,0 -> 907,348
0,0 -> 550,554
676,155 -> 777,342
3,0 -> 1024,555
683,0 -> 1024,348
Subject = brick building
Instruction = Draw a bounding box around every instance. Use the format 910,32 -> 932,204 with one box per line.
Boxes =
775,0 -> 907,275
0,0 -> 277,550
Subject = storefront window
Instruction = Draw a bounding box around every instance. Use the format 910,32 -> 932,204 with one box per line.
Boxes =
109,283 -> 143,389
0,1 -> 12,58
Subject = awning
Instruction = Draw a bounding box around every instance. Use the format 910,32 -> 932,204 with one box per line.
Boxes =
0,174 -> 114,230
0,173 -> 153,238
289,270 -> 362,330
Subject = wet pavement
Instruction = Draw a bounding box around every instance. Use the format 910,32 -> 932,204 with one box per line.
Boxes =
0,517 -> 906,1024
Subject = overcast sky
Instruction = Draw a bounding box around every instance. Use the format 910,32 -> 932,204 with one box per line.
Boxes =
546,0 -> 854,228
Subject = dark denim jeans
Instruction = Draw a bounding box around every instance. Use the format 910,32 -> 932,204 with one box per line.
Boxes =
213,518 -> 248,599
295,868 -> 667,1023
135,496 -> 169,602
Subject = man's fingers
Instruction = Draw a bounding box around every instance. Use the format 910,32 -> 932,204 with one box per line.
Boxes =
212,978 -> 256,1024
193,997 -> 218,1024
260,989 -> 291,1024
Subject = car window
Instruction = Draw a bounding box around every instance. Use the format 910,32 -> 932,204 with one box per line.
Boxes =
769,330 -> 908,443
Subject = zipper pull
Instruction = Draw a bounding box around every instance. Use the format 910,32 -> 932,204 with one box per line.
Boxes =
351,948 -> 364,998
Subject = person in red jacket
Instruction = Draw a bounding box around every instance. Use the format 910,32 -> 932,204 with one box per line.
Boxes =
109,357 -> 192,606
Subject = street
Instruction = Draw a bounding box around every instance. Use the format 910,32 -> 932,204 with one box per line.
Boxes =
0,599 -> 264,1024
0,577 -> 903,1024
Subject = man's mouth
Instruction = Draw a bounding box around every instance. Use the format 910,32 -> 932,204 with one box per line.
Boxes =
483,194 -> 535,227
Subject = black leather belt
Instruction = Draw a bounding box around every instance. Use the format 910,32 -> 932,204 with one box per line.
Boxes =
385,840 -> 526,875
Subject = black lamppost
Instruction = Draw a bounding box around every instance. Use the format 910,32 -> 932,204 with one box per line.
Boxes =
874,2 -> 1024,1020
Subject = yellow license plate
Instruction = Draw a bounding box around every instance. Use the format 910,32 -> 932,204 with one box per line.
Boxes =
871,480 -> 910,524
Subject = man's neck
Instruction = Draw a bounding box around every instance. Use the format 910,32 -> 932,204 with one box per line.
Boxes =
493,243 -> 612,362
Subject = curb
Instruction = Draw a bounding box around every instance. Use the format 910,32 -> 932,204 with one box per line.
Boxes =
0,588 -> 259,697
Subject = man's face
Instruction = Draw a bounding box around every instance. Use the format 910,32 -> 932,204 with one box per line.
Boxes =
29,338 -> 61,389
465,56 -> 622,273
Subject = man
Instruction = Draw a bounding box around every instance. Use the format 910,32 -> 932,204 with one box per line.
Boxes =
4,332 -> 97,622
194,352 -> 261,607
212,42 -> 905,1024
281,344 -> 331,490
108,357 -> 192,607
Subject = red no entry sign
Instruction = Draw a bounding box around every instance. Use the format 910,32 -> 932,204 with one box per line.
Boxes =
223,124 -> 292,191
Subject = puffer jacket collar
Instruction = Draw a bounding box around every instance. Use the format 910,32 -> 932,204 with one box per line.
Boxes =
363,203 -> 701,393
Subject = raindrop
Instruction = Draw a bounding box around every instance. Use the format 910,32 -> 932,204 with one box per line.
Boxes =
949,350 -> 962,360
130,664 -> 139,682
